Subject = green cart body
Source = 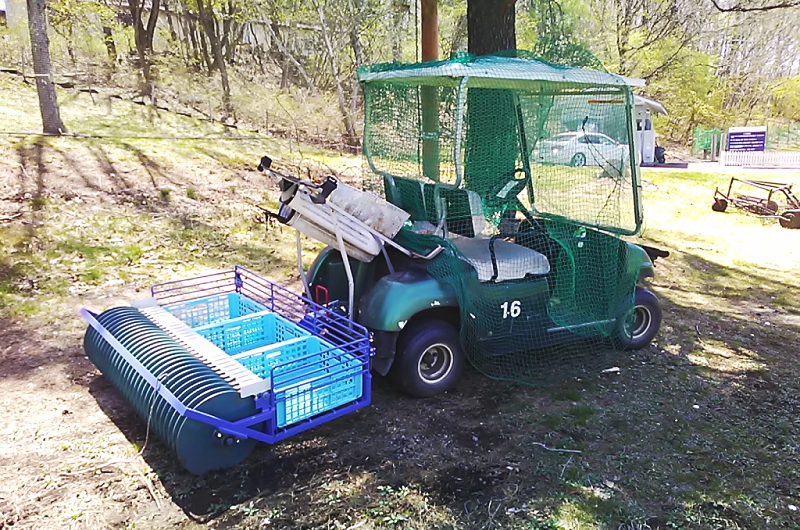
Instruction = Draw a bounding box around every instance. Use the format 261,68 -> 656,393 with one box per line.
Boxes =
286,53 -> 663,396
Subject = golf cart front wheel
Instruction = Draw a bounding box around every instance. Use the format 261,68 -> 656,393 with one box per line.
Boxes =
571,153 -> 587,167
616,288 -> 662,350
390,320 -> 464,398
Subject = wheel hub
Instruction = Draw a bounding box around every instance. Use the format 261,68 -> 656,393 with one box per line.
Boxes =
417,343 -> 454,384
628,305 -> 652,340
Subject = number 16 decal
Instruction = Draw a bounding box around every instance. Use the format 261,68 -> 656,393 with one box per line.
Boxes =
500,300 -> 521,319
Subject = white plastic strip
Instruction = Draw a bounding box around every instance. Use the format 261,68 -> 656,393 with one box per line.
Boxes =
138,305 -> 271,397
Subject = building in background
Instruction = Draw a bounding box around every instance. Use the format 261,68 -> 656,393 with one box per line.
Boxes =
634,95 -> 668,165
3,0 -> 26,28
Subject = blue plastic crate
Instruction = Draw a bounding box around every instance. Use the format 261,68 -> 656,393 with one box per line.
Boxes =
150,279 -> 369,433
195,311 -> 311,356
164,293 -> 267,328
235,336 -> 364,428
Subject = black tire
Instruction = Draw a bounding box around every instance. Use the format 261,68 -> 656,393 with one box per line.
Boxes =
390,320 -> 464,398
615,288 -> 662,350
712,198 -> 728,212
571,152 -> 587,167
779,210 -> 800,229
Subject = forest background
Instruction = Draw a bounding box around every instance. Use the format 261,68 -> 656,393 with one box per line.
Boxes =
1,0 -> 799,151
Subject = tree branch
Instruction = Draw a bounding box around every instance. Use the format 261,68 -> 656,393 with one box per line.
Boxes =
710,0 -> 800,12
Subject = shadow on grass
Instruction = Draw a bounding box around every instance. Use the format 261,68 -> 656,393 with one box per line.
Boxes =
2,168 -> 798,529
3,234 -> 798,528
85,365 -> 531,526
11,135 -> 202,198
120,141 -> 180,189
96,250 -> 796,528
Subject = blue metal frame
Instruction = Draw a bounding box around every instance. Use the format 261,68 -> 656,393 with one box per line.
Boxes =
83,267 -> 372,444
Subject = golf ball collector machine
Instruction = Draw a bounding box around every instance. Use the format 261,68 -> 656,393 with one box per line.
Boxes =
81,53 -> 664,474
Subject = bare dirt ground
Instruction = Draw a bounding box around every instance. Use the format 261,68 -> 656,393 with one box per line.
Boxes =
1,80 -> 800,530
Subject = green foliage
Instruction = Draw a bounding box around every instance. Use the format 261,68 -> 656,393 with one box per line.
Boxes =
771,75 -> 800,121
3,0 -> 800,145
644,47 -> 722,140
518,0 -> 603,69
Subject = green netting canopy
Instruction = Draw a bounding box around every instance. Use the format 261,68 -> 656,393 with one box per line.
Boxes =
359,53 -> 645,385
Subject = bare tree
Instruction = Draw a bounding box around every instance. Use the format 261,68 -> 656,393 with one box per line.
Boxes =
710,0 -> 800,11
196,0 -> 234,119
128,0 -> 160,96
26,0 -> 66,134
263,19 -> 320,95
315,0 -> 359,147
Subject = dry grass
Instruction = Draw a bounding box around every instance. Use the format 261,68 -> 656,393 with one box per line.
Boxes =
1,75 -> 799,529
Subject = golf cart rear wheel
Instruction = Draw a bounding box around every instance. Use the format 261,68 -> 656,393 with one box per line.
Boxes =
779,210 -> 800,229
615,287 -> 662,350
571,153 -> 587,167
390,320 -> 464,398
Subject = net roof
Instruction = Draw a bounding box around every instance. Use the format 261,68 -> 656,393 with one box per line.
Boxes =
358,52 -> 647,385
359,54 -> 644,89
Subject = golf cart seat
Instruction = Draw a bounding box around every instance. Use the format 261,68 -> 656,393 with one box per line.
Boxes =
451,237 -> 550,282
384,175 -> 550,281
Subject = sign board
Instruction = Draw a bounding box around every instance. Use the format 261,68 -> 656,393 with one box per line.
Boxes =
727,126 -> 767,152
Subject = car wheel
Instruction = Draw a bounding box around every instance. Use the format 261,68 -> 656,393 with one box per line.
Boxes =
390,320 -> 464,398
614,288 -> 662,350
571,153 -> 587,167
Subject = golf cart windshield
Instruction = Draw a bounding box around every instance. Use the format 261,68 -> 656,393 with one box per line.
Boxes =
359,53 -> 643,236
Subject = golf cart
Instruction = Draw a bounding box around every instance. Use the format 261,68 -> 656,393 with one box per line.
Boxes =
261,53 -> 663,397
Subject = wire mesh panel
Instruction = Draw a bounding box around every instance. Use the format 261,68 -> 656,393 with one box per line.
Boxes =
360,53 -> 643,385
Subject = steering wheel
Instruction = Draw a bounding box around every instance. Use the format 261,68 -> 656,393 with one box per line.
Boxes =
487,168 -> 528,203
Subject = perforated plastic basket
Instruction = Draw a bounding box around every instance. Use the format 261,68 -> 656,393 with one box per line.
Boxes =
194,311 -> 311,356
164,293 -> 266,328
236,336 -> 363,427
193,310 -> 364,427
154,278 -> 369,431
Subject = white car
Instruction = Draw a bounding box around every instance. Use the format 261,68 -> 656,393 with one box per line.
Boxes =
537,132 -> 628,167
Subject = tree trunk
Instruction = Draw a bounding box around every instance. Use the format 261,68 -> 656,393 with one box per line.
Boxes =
197,26 -> 214,72
102,26 -> 117,65
447,14 -> 467,57
467,0 -> 516,55
465,0 -> 516,189
196,0 -> 233,119
26,0 -> 66,134
349,0 -> 367,119
265,21 -> 320,94
389,0 -> 403,61
317,3 -> 358,148
128,0 -> 160,96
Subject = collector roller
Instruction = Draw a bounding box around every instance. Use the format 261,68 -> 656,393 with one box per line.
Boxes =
81,267 -> 372,475
83,306 -> 257,474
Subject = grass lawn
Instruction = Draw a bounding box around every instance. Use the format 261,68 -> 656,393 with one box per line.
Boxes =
1,74 -> 799,529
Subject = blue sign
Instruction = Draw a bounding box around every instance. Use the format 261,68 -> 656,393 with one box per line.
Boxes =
727,126 -> 767,152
